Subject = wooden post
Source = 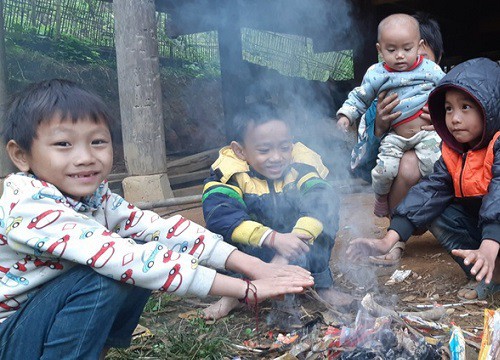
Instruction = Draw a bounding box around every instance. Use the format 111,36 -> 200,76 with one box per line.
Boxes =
113,0 -> 168,176
217,0 -> 245,141
113,0 -> 173,202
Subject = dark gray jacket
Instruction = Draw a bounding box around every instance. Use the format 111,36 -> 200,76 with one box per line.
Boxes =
389,58 -> 500,243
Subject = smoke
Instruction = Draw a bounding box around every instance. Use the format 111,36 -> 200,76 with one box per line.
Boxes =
165,0 -> 378,292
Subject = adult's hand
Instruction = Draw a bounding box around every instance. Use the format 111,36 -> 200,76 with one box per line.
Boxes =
374,91 -> 401,137
420,105 -> 435,131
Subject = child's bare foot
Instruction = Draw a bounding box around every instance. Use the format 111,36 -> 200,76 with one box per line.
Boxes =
202,296 -> 241,320
316,287 -> 356,308
374,194 -> 390,218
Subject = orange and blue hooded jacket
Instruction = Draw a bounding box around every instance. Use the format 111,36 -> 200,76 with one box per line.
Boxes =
390,57 -> 500,243
202,143 -> 339,247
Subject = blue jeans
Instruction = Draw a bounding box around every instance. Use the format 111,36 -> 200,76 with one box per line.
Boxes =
429,202 -> 482,278
0,266 -> 151,359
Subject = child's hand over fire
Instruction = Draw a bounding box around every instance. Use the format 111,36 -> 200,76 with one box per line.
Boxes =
452,239 -> 500,284
346,230 -> 400,260
264,231 -> 310,260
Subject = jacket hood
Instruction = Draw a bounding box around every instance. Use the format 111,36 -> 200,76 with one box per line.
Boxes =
428,57 -> 500,153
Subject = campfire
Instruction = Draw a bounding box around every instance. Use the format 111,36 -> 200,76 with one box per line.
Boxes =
232,289 -> 492,359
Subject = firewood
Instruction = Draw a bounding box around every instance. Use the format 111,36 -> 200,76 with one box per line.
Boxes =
361,293 -> 447,321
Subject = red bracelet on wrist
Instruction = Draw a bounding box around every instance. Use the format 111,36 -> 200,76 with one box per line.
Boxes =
238,279 -> 259,331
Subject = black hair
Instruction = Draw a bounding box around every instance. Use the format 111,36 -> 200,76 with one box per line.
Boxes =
1,79 -> 115,152
232,103 -> 289,143
413,12 -> 444,63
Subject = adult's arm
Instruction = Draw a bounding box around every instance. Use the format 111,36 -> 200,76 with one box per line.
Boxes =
479,139 -> 500,243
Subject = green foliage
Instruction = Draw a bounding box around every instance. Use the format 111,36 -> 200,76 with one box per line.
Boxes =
106,316 -> 231,360
163,317 -> 231,359
160,61 -> 221,79
6,30 -> 109,66
142,292 -> 176,313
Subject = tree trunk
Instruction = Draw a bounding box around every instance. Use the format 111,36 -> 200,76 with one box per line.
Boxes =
113,0 -> 168,175
0,0 -> 14,177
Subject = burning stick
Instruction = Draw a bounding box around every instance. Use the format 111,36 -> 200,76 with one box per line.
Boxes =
361,293 -> 448,321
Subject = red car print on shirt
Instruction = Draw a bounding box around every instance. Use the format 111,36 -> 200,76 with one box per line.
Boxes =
33,259 -> 64,270
31,179 -> 49,188
159,264 -> 183,292
189,235 -> 206,256
12,256 -> 33,272
124,211 -> 143,230
87,241 -> 115,268
120,269 -> 135,285
166,217 -> 190,239
28,209 -> 63,229
101,229 -> 114,237
46,235 -> 70,257
162,249 -> 181,263
0,297 -> 21,311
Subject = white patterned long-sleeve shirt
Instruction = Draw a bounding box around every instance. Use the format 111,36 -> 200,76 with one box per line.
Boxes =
0,173 -> 236,322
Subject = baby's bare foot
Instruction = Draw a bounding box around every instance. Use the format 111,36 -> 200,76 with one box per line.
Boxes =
202,297 -> 240,320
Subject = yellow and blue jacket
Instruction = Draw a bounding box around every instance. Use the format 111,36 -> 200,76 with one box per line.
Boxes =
202,142 -> 339,247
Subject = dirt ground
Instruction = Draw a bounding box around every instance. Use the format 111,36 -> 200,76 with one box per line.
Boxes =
145,187 -> 499,359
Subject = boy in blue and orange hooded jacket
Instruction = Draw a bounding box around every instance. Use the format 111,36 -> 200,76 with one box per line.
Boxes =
347,57 -> 500,300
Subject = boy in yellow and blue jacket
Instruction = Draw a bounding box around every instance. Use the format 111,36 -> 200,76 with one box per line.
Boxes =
202,104 -> 346,321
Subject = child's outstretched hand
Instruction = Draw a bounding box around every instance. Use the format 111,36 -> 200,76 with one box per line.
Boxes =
452,239 -> 500,284
346,230 -> 400,261
336,116 -> 350,132
249,261 -> 312,282
267,232 -> 310,260
243,277 -> 314,304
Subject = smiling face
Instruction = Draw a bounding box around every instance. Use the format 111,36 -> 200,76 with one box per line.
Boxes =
444,89 -> 484,149
377,15 -> 422,71
8,116 -> 113,200
231,119 -> 293,180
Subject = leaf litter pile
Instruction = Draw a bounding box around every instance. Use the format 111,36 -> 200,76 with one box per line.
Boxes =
107,270 -> 500,360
